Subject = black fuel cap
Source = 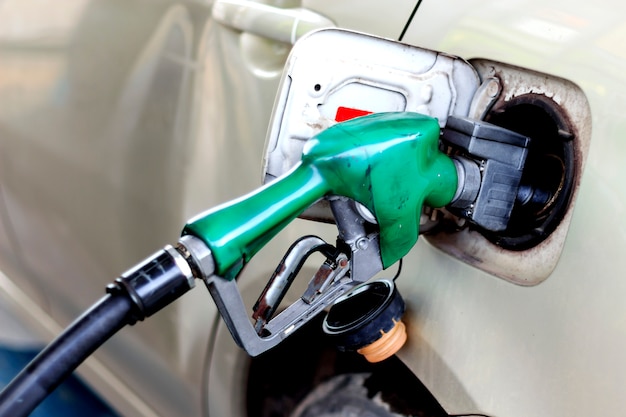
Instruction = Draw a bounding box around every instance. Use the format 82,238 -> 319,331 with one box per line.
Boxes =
323,280 -> 406,362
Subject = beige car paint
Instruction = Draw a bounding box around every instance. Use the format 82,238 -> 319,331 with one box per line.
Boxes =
1,1 -> 625,417
399,1 -> 626,416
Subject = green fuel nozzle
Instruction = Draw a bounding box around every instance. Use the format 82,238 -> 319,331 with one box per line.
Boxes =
0,113 -> 463,409
183,112 -> 458,280
0,110 -> 529,417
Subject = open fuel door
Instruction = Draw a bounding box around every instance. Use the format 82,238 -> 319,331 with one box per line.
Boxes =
262,28 -> 591,285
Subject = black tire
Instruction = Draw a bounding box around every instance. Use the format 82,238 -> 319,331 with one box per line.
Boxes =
291,373 -> 401,417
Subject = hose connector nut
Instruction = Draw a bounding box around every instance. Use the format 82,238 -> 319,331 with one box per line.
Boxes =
107,246 -> 195,322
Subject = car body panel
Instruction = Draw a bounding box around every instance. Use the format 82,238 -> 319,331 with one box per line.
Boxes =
1,1 -> 625,417
0,2 -> 213,415
397,1 -> 626,416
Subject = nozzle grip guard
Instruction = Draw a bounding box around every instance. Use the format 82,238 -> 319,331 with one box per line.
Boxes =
184,112 -> 458,280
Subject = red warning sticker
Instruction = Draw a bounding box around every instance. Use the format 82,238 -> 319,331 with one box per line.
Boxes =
335,106 -> 373,122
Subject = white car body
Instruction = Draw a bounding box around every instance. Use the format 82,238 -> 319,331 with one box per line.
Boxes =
0,0 -> 624,416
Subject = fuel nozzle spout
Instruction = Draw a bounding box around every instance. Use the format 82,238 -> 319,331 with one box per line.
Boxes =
444,116 -> 532,232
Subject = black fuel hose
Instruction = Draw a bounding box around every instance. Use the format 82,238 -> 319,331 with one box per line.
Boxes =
0,245 -> 195,417
0,294 -> 133,417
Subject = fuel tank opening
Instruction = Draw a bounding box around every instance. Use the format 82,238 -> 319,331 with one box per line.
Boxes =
426,59 -> 591,285
322,280 -> 406,363
483,94 -> 576,250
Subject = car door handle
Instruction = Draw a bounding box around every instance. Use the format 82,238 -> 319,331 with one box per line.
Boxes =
212,0 -> 335,44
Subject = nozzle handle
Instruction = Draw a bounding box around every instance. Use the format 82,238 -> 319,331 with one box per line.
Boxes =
183,163 -> 328,279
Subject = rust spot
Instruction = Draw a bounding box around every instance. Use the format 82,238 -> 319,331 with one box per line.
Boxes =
311,265 -> 333,288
